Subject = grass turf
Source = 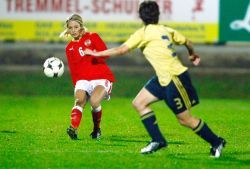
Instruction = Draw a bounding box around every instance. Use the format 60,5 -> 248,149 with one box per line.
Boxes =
0,96 -> 249,169
0,70 -> 249,168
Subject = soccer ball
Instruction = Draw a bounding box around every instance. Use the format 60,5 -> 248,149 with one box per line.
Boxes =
43,57 -> 64,78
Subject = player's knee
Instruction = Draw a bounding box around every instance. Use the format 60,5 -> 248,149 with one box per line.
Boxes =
131,99 -> 138,109
89,98 -> 100,108
75,98 -> 86,107
74,90 -> 87,107
178,118 -> 188,126
132,99 -> 144,111
177,117 -> 195,128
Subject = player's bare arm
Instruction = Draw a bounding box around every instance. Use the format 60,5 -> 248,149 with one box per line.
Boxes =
84,45 -> 129,57
185,39 -> 201,66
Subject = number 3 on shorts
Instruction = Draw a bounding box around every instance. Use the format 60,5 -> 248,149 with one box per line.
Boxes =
174,98 -> 183,110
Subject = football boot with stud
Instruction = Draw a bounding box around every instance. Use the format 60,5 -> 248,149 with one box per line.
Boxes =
141,140 -> 167,154
90,128 -> 101,139
67,126 -> 78,140
210,137 -> 226,158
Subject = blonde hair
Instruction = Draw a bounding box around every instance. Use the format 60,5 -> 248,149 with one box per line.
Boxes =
59,13 -> 87,39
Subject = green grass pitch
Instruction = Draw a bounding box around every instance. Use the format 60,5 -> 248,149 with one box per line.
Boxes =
0,71 -> 249,168
0,96 -> 249,169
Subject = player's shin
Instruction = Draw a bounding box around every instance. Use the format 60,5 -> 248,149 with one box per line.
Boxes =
70,105 -> 83,129
193,119 -> 221,146
91,106 -> 102,131
141,111 -> 166,143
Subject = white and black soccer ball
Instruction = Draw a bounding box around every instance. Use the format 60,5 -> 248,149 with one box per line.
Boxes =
43,57 -> 64,78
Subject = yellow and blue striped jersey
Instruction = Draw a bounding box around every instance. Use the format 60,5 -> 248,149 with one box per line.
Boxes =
124,24 -> 188,86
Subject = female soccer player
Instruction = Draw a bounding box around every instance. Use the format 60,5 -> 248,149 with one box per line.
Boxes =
61,14 -> 115,140
84,1 -> 226,157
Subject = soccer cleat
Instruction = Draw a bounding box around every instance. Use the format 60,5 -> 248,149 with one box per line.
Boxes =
66,126 -> 78,140
90,128 -> 101,139
210,137 -> 226,158
141,141 -> 167,154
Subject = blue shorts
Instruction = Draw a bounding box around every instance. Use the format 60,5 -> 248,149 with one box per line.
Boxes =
145,71 -> 199,114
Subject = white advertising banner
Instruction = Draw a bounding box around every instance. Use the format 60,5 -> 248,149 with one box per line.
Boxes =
0,0 -> 219,42
0,0 -> 218,22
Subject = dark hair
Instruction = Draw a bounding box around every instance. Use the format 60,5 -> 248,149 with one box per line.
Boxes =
139,1 -> 160,25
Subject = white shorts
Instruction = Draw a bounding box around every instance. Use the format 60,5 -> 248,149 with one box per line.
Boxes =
74,79 -> 113,100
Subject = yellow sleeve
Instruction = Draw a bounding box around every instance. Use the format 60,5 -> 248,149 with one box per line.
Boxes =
123,28 -> 144,49
168,27 -> 187,45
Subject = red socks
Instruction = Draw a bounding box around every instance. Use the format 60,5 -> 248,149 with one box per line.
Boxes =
70,105 -> 102,131
92,106 -> 102,131
70,106 -> 83,129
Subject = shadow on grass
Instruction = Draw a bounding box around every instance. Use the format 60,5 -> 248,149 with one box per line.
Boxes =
0,130 -> 17,134
109,135 -> 186,145
98,143 -> 127,147
110,137 -> 145,143
219,151 -> 250,166
167,151 -> 250,166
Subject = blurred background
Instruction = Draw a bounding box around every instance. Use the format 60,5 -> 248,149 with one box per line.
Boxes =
0,0 -> 249,98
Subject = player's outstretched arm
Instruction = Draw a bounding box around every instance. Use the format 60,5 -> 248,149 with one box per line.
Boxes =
184,39 -> 201,66
84,45 -> 129,58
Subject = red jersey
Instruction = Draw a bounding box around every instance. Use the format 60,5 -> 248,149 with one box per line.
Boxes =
65,32 -> 115,86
